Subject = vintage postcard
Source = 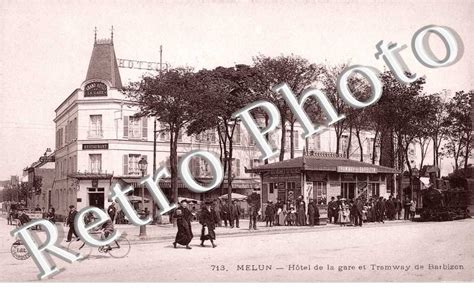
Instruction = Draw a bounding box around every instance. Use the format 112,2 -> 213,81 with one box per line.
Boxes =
0,0 -> 473,283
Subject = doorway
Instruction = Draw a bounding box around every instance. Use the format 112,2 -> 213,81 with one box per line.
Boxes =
89,192 -> 104,210
341,182 -> 356,199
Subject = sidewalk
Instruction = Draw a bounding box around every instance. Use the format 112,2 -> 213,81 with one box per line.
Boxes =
115,218 -> 415,243
0,213 -> 416,244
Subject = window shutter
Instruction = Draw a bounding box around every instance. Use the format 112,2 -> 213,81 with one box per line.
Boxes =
142,117 -> 148,140
123,155 -> 129,175
250,159 -> 254,169
123,116 -> 129,138
236,159 -> 240,176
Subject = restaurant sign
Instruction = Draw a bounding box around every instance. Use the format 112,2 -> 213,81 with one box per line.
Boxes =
337,166 -> 377,174
82,143 -> 109,150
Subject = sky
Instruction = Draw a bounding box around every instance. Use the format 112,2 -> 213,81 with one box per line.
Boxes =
0,0 -> 473,180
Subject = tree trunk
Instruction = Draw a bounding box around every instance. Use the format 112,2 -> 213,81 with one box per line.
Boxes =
279,117 -> 287,161
227,140 -> 233,205
356,129 -> 363,162
372,130 -> 379,164
346,125 -> 352,159
264,115 -> 269,164
397,133 -> 404,201
464,135 -> 471,169
290,120 -> 295,159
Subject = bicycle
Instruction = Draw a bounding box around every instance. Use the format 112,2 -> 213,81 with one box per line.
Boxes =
67,232 -> 131,259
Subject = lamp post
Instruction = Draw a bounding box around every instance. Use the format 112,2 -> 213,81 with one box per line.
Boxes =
138,157 -> 148,238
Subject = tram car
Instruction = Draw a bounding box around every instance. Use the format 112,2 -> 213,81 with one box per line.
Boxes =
419,186 -> 471,221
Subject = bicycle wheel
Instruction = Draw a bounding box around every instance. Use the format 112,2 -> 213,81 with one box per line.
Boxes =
67,239 -> 92,259
108,236 -> 131,258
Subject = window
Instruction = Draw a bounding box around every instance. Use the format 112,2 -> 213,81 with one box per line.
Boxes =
89,154 -> 102,173
249,159 -> 260,177
369,183 -> 380,198
129,117 -> 141,139
89,115 -> 103,138
307,134 -> 321,152
123,154 -> 147,176
233,123 -> 241,144
285,130 -> 299,150
56,128 -> 64,149
231,158 -> 240,177
123,116 -> 147,140
313,182 -> 327,204
341,182 -> 356,199
366,137 -> 374,154
287,182 -> 296,190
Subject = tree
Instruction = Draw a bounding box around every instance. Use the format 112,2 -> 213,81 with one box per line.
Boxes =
125,68 -> 199,204
321,63 -> 351,156
444,90 -> 473,170
252,54 -> 322,160
189,65 -> 256,204
368,71 -> 428,199
429,91 -> 449,175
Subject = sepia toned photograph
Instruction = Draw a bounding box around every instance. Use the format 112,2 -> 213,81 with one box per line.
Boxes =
0,0 -> 473,284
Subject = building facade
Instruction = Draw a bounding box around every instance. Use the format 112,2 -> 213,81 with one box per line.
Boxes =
51,34 -> 394,218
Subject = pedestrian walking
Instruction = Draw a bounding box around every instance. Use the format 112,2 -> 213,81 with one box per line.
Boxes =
353,199 -> 364,227
66,205 -> 78,242
231,201 -> 240,228
395,197 -> 402,220
46,207 -> 56,223
173,201 -> 193,249
221,202 -> 230,227
107,202 -> 117,223
265,201 -> 275,227
247,191 -> 260,230
308,200 -> 316,226
296,196 -> 306,226
199,202 -> 218,248
410,200 -> 416,221
403,199 -> 411,220
277,202 -> 287,226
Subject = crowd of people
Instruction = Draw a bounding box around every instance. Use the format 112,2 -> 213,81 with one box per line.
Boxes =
327,195 -> 417,226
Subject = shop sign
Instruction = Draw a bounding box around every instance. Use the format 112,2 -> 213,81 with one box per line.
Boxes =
306,172 -> 327,181
83,143 -> 109,150
341,173 -> 356,181
337,166 -> 377,173
84,81 -> 107,97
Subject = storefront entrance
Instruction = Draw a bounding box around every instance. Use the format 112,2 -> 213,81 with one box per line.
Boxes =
341,182 -> 356,199
88,188 -> 105,210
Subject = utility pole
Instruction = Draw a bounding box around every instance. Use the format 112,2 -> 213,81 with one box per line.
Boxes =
152,45 -> 163,224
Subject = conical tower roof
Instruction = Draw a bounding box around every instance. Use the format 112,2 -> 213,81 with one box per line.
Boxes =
85,37 -> 122,89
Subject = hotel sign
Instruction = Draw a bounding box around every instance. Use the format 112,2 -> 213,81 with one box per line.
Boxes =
337,166 -> 377,174
84,81 -> 107,97
117,58 -> 169,71
83,143 -> 109,150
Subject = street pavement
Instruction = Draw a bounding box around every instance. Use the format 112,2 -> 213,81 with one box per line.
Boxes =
0,214 -> 472,282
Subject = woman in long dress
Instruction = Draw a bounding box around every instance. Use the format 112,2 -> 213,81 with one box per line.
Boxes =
200,202 -> 218,248
278,203 -> 287,226
173,201 -> 193,249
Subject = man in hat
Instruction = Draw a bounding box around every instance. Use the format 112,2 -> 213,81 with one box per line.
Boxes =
66,205 -> 78,242
199,202 -> 218,248
17,209 -> 31,226
265,201 -> 275,227
248,191 -> 260,230
107,202 -> 117,223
